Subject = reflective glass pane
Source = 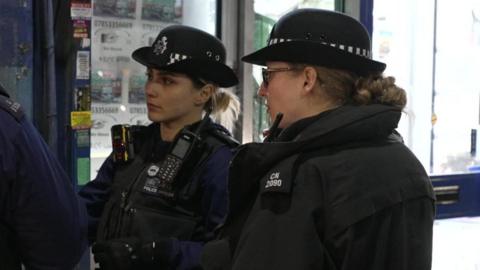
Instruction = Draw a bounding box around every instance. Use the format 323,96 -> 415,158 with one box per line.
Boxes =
373,0 -> 480,174
372,0 -> 435,172
433,0 -> 480,174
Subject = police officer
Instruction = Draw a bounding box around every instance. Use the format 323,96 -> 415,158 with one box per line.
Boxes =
79,25 -> 240,270
0,82 -> 88,270
202,9 -> 435,270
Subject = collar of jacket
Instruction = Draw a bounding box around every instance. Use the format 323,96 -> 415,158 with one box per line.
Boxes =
281,104 -> 401,144
226,104 -> 402,221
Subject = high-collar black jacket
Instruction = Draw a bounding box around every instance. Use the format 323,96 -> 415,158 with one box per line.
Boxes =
202,104 -> 435,270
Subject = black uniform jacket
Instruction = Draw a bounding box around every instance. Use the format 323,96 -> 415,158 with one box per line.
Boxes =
202,104 -> 435,270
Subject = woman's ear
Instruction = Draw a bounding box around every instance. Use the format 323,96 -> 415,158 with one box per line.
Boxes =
194,84 -> 215,105
302,66 -> 318,93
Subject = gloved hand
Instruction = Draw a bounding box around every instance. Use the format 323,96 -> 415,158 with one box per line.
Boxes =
92,237 -> 140,270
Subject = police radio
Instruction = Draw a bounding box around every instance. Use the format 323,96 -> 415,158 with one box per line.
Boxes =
142,111 -> 211,199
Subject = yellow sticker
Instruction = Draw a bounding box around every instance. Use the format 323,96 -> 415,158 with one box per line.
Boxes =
71,111 -> 92,130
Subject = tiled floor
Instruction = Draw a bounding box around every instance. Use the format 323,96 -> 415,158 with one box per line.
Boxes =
432,217 -> 480,270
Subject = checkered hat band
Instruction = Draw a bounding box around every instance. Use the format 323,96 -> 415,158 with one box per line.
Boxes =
168,53 -> 190,64
267,38 -> 371,58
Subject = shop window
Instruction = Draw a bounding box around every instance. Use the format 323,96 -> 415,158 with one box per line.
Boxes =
433,0 -> 480,174
90,0 -> 217,177
372,0 -> 480,174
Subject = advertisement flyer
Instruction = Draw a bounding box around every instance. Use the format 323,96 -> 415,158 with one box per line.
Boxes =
128,73 -> 147,104
73,19 -> 91,39
90,104 -> 120,156
141,0 -> 181,22
91,19 -> 134,105
71,0 -> 92,18
76,51 -> 91,80
93,0 -> 137,19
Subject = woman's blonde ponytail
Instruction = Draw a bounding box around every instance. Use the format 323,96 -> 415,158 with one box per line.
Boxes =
209,89 -> 241,133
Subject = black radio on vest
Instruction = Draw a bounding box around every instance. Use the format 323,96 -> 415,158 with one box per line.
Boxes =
142,110 -> 211,199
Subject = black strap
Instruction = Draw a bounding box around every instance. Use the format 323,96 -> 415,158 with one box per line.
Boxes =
174,128 -> 238,201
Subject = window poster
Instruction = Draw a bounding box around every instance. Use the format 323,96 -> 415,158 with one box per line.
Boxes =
141,0 -> 181,23
71,0 -> 93,18
90,0 -> 183,173
93,0 -> 137,19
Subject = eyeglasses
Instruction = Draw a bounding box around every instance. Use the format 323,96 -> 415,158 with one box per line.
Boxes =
261,67 -> 300,87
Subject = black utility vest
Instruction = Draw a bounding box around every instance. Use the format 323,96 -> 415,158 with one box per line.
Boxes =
0,89 -> 22,270
96,123 -> 237,243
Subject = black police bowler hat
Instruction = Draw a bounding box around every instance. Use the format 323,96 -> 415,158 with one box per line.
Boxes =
132,25 -> 238,87
242,9 -> 386,76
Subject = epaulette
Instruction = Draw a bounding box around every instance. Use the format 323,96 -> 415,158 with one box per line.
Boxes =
0,95 -> 24,122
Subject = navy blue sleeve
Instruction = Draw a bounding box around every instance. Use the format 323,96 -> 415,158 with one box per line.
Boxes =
169,145 -> 233,270
78,154 -> 115,244
0,112 -> 88,269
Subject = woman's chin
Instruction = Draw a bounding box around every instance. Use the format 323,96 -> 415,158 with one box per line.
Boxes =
147,113 -> 164,123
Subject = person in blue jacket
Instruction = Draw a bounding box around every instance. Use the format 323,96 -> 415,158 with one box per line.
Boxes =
79,25 -> 240,270
0,82 -> 88,270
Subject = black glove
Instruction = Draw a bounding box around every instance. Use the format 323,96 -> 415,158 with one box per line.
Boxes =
92,237 -> 140,270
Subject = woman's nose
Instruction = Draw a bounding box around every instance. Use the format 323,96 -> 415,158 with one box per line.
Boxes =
145,83 -> 156,97
257,82 -> 267,97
